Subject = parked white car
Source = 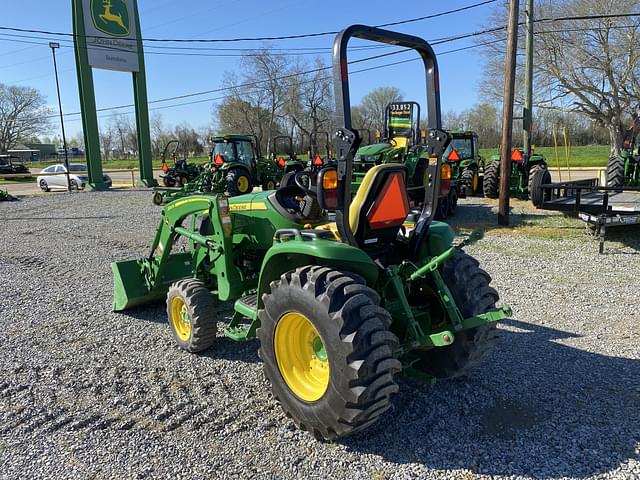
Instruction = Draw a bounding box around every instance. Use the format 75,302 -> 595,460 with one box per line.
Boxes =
37,164 -> 112,191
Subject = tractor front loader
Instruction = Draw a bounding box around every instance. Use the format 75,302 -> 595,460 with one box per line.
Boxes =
112,24 -> 510,440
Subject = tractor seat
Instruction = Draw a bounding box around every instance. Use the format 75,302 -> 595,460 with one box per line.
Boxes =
270,184 -> 325,224
348,164 -> 409,252
391,136 -> 409,149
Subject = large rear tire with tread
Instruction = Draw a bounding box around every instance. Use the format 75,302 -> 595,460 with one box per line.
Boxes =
166,279 -> 217,353
413,252 -> 499,379
258,266 -> 401,440
605,155 -> 625,191
483,160 -> 500,198
528,163 -> 551,207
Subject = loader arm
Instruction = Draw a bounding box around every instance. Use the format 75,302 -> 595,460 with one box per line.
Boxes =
112,195 -> 242,311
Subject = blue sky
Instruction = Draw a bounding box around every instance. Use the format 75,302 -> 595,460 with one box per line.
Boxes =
0,0 -> 499,138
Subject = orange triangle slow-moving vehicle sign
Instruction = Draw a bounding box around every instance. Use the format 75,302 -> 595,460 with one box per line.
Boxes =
367,172 -> 409,229
447,148 -> 461,161
511,149 -> 524,161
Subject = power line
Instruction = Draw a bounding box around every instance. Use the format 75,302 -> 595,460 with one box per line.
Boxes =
0,0 -> 499,44
9,38 -> 501,126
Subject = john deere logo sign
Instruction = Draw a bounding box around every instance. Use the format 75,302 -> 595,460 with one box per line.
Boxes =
91,0 -> 130,37
82,0 -> 139,72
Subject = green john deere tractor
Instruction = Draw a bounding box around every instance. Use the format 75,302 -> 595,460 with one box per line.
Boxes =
483,147 -> 551,207
152,134 -> 281,205
268,135 -> 306,185
159,140 -> 202,187
606,112 -> 640,189
443,130 -> 484,197
209,133 -> 284,194
354,101 -> 460,218
307,131 -> 335,172
112,25 -> 510,440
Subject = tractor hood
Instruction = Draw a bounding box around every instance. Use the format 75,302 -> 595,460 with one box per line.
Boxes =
357,143 -> 393,157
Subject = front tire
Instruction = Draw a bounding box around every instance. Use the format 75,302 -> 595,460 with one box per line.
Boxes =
483,160 -> 500,198
447,188 -> 458,216
258,266 -> 401,440
226,169 -> 253,196
152,192 -> 164,205
162,176 -> 176,187
166,279 -> 217,352
605,155 -> 625,191
435,195 -> 449,220
528,164 -> 551,207
39,180 -> 49,192
461,167 -> 480,195
262,177 -> 277,191
412,252 -> 500,379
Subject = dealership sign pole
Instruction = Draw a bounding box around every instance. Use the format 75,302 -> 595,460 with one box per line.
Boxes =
72,0 -> 155,188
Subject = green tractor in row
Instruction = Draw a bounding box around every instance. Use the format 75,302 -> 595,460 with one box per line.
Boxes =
354,101 -> 460,219
606,112 -> 640,189
483,147 -> 551,207
113,25 -> 509,440
443,130 -> 484,197
159,140 -> 202,187
153,134 -> 282,205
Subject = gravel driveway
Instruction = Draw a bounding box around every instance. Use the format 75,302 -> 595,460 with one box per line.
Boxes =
1,191 -> 638,479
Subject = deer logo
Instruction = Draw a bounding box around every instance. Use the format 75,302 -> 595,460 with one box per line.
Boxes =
91,0 -> 131,37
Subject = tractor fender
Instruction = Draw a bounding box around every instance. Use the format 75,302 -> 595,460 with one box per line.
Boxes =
415,221 -> 456,260
256,239 -> 378,308
284,161 -> 305,173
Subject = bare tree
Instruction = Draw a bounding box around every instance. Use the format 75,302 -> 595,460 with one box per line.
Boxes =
219,49 -> 292,153
351,86 -> 403,134
0,83 -> 51,153
99,122 -> 115,161
285,58 -> 334,150
481,0 -> 640,153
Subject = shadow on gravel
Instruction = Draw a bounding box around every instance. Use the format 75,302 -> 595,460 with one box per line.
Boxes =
448,202 -> 571,231
1,216 -> 116,221
599,225 -> 640,254
341,319 -> 640,478
125,304 -> 261,363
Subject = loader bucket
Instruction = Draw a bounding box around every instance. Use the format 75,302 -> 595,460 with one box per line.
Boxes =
111,252 -> 195,311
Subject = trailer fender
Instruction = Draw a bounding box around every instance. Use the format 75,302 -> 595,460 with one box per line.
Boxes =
256,239 -> 378,308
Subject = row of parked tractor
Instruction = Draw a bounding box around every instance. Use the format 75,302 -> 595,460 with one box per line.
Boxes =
153,101 -> 556,218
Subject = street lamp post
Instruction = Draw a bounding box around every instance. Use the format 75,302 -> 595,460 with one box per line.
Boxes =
49,42 -> 71,192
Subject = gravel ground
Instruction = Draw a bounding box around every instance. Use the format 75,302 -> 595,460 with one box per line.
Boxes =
1,190 -> 639,480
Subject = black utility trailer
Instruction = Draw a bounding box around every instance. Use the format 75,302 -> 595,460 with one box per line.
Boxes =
540,179 -> 640,253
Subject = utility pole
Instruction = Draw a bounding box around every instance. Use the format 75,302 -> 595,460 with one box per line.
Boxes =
523,0 -> 534,156
498,0 -> 520,226
49,42 -> 71,192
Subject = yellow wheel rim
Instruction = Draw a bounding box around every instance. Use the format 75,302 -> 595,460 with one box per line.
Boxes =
237,175 -> 249,192
472,172 -> 479,192
274,312 -> 330,402
170,296 -> 191,341
267,180 -> 276,190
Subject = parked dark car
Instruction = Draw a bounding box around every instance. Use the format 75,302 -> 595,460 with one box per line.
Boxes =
0,155 -> 30,175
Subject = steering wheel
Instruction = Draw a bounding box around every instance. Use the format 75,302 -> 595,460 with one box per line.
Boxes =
294,170 -> 317,195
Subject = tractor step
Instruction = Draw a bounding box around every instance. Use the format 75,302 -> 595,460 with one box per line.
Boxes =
224,293 -> 259,342
235,293 -> 258,318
